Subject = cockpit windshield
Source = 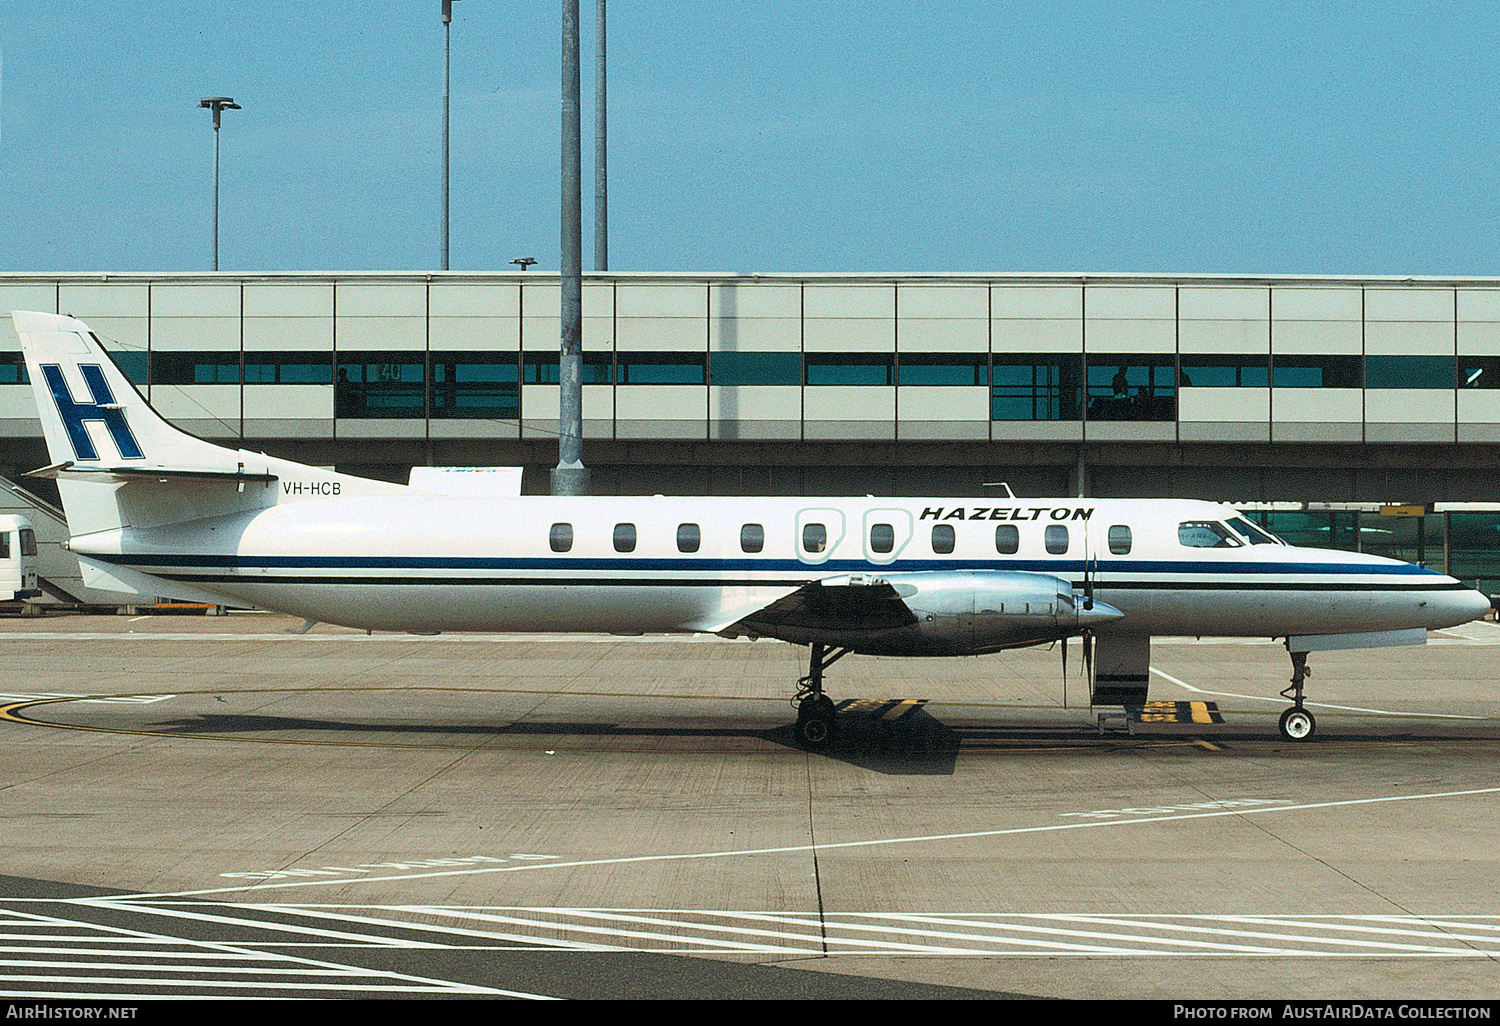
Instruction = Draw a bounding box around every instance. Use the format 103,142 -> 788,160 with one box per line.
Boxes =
1178,521 -> 1244,548
1227,516 -> 1283,545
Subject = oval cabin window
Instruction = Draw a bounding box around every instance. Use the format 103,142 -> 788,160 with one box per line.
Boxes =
803,523 -> 828,553
869,523 -> 895,554
549,523 -> 573,553
1045,524 -> 1069,554
677,523 -> 701,553
995,524 -> 1019,554
931,524 -> 955,554
741,523 -> 765,553
1108,525 -> 1132,555
613,523 -> 637,553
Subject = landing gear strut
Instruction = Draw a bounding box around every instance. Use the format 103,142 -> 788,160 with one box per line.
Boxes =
794,642 -> 849,747
1278,649 -> 1317,741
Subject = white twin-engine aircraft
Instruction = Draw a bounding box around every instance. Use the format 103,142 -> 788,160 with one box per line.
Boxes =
11,311 -> 1493,745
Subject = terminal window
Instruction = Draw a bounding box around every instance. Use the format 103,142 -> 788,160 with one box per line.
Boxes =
709,352 -> 802,386
1462,357 -> 1500,388
1086,358 -> 1176,421
150,352 -> 241,385
616,353 -> 706,385
898,353 -> 987,386
805,353 -> 894,386
524,352 -> 614,385
1179,355 -> 1270,388
243,353 -> 335,384
335,352 -> 425,418
0,354 -> 27,384
1365,356 -> 1456,389
1271,355 -> 1362,389
991,355 -> 1082,421
430,353 -> 519,420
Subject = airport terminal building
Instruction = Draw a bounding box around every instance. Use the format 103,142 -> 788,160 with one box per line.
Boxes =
2,271 -> 1499,598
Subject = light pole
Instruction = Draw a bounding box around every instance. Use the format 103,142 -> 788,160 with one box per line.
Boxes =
595,0 -> 607,272
198,97 -> 240,271
441,0 -> 461,270
552,0 -> 588,495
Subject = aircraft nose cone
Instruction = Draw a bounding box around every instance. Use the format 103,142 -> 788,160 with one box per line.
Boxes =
1077,599 -> 1125,627
1445,587 -> 1494,627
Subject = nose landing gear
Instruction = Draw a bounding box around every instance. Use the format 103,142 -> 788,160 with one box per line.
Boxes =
794,642 -> 849,747
1278,649 -> 1317,741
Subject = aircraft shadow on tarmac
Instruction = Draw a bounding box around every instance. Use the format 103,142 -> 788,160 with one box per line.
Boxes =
145,704 -> 968,775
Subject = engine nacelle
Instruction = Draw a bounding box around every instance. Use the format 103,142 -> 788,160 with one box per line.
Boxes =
751,569 -> 1125,656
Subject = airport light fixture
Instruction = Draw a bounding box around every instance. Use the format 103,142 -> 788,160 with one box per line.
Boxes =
511,257 -> 537,271
198,97 -> 241,271
441,0 -> 462,270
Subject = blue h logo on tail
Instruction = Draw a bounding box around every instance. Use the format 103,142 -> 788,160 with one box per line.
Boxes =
41,364 -> 145,462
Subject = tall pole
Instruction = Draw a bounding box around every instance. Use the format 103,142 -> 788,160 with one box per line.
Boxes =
441,0 -> 459,271
199,98 -> 240,271
594,0 -> 607,272
552,0 -> 589,495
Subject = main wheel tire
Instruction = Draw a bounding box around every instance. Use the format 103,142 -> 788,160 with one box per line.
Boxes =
1278,706 -> 1316,741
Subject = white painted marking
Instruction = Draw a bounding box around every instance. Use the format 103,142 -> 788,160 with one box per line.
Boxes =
1149,666 -> 1485,720
104,783 -> 1500,900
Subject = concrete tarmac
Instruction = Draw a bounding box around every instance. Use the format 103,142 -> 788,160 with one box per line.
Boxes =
0,612 -> 1498,1001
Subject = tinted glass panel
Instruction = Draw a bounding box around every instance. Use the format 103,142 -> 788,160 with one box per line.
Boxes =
931,524 -> 955,554
243,353 -> 335,384
549,522 -> 573,552
677,523 -> 701,553
1462,357 -> 1500,389
18,529 -> 35,557
1108,524 -> 1132,554
613,523 -> 637,553
1179,355 -> 1270,388
709,351 -> 803,386
805,353 -> 893,386
0,355 -> 29,384
899,354 -> 986,386
106,349 -> 149,385
870,523 -> 895,554
431,353 -> 520,419
1365,356 -> 1455,389
617,353 -> 706,385
991,355 -> 1082,421
524,352 -> 614,384
150,352 -> 240,385
802,523 -> 827,553
740,523 -> 765,553
995,524 -> 1019,554
1272,355 -> 1363,388
0,534 -> 8,560
1045,524 -> 1069,554
1087,358 -> 1176,421
336,353 -> 426,418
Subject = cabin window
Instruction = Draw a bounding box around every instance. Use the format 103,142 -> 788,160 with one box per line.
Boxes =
677,523 -> 701,553
994,524 -> 1019,554
1045,524 -> 1069,554
1108,525 -> 1132,555
870,523 -> 895,554
931,524 -> 955,554
803,523 -> 828,553
740,523 -> 765,553
18,530 -> 34,557
613,523 -> 637,553
1178,521 -> 1243,548
549,522 -> 573,552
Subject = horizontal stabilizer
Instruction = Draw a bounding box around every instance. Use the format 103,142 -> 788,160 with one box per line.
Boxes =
26,461 -> 278,485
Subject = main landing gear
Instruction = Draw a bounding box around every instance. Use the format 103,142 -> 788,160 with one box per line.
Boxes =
1278,649 -> 1317,741
794,641 -> 850,747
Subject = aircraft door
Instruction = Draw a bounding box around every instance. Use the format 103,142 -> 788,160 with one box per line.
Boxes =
861,508 -> 912,565
796,508 -> 846,565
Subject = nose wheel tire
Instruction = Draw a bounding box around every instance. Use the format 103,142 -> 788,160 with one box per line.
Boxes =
1278,706 -> 1316,741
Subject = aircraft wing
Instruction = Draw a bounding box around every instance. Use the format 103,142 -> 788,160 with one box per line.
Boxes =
700,574 -> 918,637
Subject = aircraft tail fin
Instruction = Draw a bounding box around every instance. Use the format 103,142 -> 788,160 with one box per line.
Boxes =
11,311 -> 397,539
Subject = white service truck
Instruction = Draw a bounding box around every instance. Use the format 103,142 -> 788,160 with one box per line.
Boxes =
0,515 -> 40,602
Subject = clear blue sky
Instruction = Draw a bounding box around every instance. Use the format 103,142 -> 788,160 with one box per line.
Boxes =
2,2 -> 1498,275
